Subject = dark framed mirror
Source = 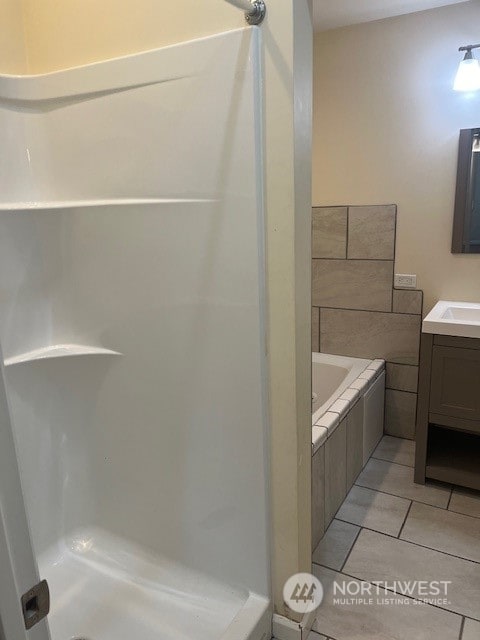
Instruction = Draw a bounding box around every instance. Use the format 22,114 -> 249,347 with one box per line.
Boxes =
452,127 -> 480,254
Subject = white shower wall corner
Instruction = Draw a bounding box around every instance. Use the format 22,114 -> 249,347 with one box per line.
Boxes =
0,28 -> 271,640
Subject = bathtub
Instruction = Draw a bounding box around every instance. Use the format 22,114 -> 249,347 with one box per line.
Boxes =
312,352 -> 371,426
311,352 -> 386,548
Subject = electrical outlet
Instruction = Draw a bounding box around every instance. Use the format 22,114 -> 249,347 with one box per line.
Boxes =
394,274 -> 417,289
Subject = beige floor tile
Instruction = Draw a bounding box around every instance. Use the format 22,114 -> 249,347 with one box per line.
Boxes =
313,519 -> 360,571
344,529 -> 480,620
449,487 -> 480,519
372,436 -> 415,467
401,502 -> 480,563
308,632 -> 328,640
356,458 -> 451,508
463,618 -> 480,640
312,565 -> 462,640
336,485 -> 410,536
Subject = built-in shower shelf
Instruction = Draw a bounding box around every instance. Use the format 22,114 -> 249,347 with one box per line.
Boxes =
0,198 -> 214,211
4,344 -> 122,366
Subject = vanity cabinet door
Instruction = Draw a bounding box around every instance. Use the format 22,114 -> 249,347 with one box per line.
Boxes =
430,346 -> 480,423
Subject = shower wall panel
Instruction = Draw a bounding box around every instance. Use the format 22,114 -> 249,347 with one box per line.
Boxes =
0,27 -> 269,616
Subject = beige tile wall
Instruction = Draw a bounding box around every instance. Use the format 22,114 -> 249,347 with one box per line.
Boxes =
312,205 -> 422,440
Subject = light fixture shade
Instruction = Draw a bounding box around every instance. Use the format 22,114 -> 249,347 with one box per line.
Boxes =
454,57 -> 480,92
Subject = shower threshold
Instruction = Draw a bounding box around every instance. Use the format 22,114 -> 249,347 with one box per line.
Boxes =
38,528 -> 266,640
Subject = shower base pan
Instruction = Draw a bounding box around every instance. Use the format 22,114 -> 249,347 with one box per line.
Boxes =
38,529 -> 270,640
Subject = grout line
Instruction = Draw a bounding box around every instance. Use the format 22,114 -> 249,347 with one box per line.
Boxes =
449,505 -> 480,520
459,616 -> 466,640
312,256 -> 394,262
370,454 -> 414,468
394,518 -> 480,566
447,487 -> 454,510
345,206 -> 349,260
353,482 -> 451,510
339,525 -> 362,573
397,500 -> 413,539
317,304 -> 422,318
385,385 -> 419,394
334,517 -> 407,542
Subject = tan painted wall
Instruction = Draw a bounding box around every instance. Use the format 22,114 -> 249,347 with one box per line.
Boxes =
313,1 -> 480,314
0,0 -> 27,74
2,0 -> 313,621
22,0 -> 244,73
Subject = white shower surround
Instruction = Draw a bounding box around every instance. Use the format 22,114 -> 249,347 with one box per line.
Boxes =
0,28 -> 270,640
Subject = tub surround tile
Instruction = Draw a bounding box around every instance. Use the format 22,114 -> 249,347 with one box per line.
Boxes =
401,502 -> 480,563
312,446 -> 326,549
312,426 -> 328,453
325,419 -> 347,524
312,565 -> 462,640
384,389 -> 417,440
358,369 -> 376,384
315,411 -> 340,435
344,529 -> 480,620
373,435 -> 415,467
337,485 -> 410,536
386,363 -> 418,393
349,377 -> 369,394
347,205 -> 396,260
346,399 -> 363,489
463,619 -> 480,640
392,289 -> 423,315
356,458 -> 451,507
312,307 -> 320,352
312,259 -> 394,312
449,487 -> 480,519
312,207 -> 347,259
339,387 -> 360,407
312,519 -> 360,571
328,399 -> 350,422
320,309 -> 421,365
366,359 -> 386,376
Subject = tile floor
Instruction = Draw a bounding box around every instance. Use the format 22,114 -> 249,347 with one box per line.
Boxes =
310,435 -> 480,640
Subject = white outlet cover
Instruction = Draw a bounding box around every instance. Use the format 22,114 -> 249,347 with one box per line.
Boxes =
394,274 -> 417,289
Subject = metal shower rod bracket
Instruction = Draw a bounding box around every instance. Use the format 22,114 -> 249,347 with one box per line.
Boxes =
224,0 -> 266,26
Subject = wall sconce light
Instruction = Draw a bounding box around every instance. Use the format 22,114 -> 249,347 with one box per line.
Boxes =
454,44 -> 480,92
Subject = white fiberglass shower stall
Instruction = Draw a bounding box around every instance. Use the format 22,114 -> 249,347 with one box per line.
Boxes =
0,27 -> 270,640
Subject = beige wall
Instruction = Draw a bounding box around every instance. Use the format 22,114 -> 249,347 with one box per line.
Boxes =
0,0 -> 27,74
21,0 -> 245,73
313,0 -> 480,313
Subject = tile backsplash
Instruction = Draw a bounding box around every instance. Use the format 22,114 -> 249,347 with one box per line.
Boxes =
312,204 -> 422,440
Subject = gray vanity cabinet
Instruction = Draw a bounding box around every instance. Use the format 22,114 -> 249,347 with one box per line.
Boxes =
415,334 -> 480,490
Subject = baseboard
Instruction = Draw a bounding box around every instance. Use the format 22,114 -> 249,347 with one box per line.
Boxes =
272,611 -> 315,640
